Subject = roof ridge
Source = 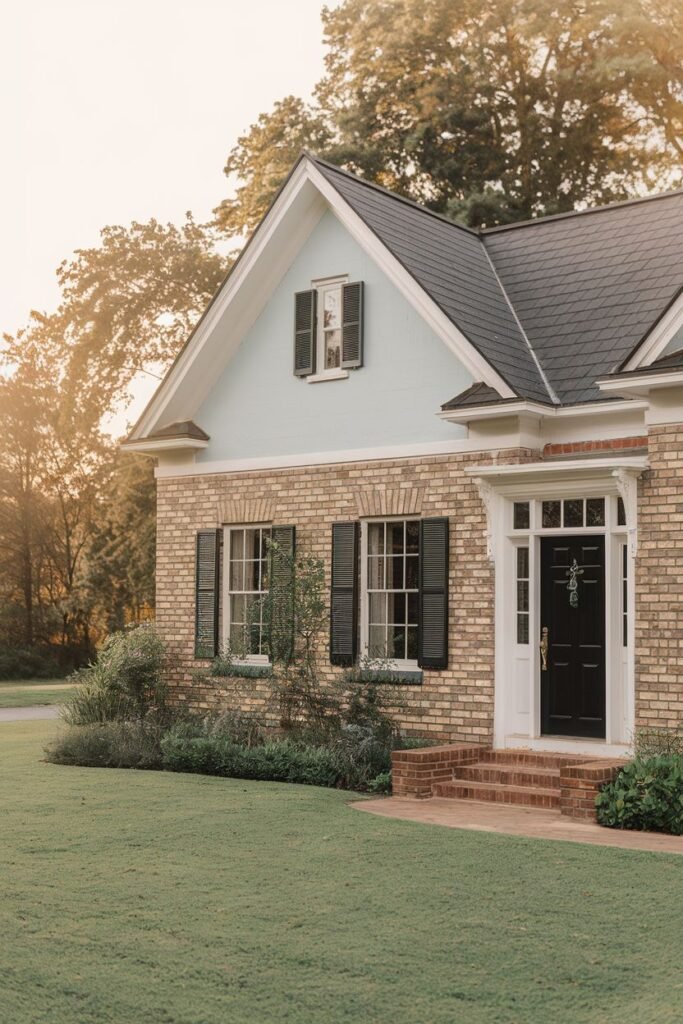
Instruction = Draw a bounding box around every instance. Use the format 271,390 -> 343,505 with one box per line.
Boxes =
482,186 -> 683,234
304,151 -> 481,237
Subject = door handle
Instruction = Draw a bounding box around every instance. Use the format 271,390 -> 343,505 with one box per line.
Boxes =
540,626 -> 549,671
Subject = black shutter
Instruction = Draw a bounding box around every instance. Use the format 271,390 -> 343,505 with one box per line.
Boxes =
330,521 -> 359,666
195,529 -> 220,658
268,525 -> 296,664
418,518 -> 449,670
341,281 -> 364,369
294,290 -> 316,376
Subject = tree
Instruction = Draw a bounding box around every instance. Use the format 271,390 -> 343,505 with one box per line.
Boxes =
215,0 -> 683,231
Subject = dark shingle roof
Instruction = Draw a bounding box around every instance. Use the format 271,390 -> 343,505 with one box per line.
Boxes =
149,420 -> 209,441
483,193 -> 683,405
313,158 -> 552,403
442,382 -> 506,410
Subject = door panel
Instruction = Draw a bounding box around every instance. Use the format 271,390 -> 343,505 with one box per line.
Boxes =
540,536 -> 606,738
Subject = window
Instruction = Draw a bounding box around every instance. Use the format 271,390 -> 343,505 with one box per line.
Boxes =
226,526 -> 271,659
366,519 -> 419,663
513,502 -> 530,529
541,498 -> 605,529
622,543 -> 628,647
516,547 -> 529,644
314,276 -> 347,376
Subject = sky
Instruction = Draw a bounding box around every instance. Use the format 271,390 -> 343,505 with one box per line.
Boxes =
1,0 -> 332,342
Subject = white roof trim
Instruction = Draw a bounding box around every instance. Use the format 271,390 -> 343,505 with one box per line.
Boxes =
439,397 -> 647,424
621,290 -> 683,371
130,155 -> 514,440
597,369 -> 683,398
465,455 -> 648,484
122,436 -> 209,455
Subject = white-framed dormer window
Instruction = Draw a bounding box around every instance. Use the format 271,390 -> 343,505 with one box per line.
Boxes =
360,518 -> 419,667
310,275 -> 348,382
223,525 -> 271,661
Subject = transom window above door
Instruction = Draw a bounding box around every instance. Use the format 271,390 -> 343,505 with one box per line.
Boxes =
512,497 -> 617,531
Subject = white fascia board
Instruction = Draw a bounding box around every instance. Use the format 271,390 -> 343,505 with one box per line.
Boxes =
439,397 -> 647,424
597,370 -> 683,398
122,437 -> 209,455
298,163 -> 515,398
621,290 -> 683,371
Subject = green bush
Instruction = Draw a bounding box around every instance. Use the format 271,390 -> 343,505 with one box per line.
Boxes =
596,756 -> 683,835
367,771 -> 392,794
61,625 -> 167,725
160,733 -> 342,787
0,647 -> 65,680
45,719 -> 165,770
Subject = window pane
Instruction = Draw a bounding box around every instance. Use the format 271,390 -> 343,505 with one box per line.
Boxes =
230,529 -> 244,561
368,556 -> 384,590
406,520 -> 419,553
368,625 -> 386,659
617,497 -> 626,526
517,547 -> 529,578
517,614 -> 529,645
407,592 -> 419,625
389,555 -> 404,589
323,286 -> 341,328
389,627 -> 406,660
513,502 -> 530,529
517,580 -> 529,613
542,501 -> 561,528
387,592 -> 406,626
324,329 -> 341,369
229,561 -> 244,591
406,626 -> 418,660
563,499 -> 584,527
259,530 -> 270,559
405,555 -> 419,590
586,498 -> 605,527
368,523 -> 384,556
244,529 -> 260,560
369,593 -> 386,625
246,560 -> 260,592
387,522 -> 405,554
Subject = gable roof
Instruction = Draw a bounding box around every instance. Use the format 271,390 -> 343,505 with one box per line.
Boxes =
483,190 -> 683,404
312,158 -> 553,404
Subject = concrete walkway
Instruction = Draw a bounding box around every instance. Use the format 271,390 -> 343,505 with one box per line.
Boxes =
352,795 -> 683,855
0,706 -> 60,723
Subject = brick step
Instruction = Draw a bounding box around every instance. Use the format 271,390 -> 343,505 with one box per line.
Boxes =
455,762 -> 561,790
485,750 -> 590,770
433,779 -> 560,810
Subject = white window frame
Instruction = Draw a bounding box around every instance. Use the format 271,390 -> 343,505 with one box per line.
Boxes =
307,274 -> 349,383
359,516 -> 420,671
222,524 -> 271,664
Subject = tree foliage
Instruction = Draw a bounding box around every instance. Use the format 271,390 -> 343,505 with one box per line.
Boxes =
215,0 -> 683,231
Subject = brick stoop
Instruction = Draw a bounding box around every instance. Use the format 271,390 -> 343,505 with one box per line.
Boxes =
392,744 -> 627,821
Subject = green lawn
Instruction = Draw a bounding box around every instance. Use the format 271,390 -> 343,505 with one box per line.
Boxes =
0,722 -> 681,1024
0,679 -> 75,708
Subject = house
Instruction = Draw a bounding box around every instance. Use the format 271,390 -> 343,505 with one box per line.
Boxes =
123,152 -> 683,778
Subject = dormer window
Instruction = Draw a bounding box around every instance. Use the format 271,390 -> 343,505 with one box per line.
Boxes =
294,277 -> 364,381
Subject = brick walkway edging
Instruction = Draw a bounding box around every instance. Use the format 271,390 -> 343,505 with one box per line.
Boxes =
391,743 -> 626,821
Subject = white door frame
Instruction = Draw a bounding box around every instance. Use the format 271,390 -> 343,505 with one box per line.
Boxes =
467,458 -> 646,757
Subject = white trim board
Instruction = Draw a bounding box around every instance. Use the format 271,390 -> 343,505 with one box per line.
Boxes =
130,155 -> 514,441
621,290 -> 683,371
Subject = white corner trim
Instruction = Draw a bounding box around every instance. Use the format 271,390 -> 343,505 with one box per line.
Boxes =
122,437 -> 209,454
612,468 -> 639,556
621,290 -> 683,371
471,477 -> 498,562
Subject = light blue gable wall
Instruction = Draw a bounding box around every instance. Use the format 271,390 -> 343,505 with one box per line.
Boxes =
661,323 -> 683,358
195,209 -> 471,462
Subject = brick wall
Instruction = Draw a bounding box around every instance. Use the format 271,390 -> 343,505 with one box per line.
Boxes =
156,448 -> 534,741
636,424 -> 683,732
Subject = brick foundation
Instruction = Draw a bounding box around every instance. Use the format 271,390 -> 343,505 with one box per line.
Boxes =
392,743 -> 489,798
559,760 -> 626,820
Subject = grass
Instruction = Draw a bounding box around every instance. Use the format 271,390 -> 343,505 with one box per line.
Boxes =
1,722 -> 682,1024
0,679 -> 75,708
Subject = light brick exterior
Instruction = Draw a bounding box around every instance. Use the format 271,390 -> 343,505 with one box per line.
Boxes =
156,447 -> 535,741
157,426 -> 683,745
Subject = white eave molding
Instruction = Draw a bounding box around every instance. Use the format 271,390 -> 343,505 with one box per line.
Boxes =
438,397 -> 648,425
121,437 -> 209,456
597,369 -> 683,399
130,155 -> 514,442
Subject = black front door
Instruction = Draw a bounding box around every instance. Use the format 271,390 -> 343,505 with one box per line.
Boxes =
540,536 -> 606,739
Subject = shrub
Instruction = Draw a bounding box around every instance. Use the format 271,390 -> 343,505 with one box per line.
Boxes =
0,646 -> 65,680
596,756 -> 683,835
61,625 -> 167,725
160,733 -> 342,788
367,771 -> 392,794
45,719 -> 166,770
